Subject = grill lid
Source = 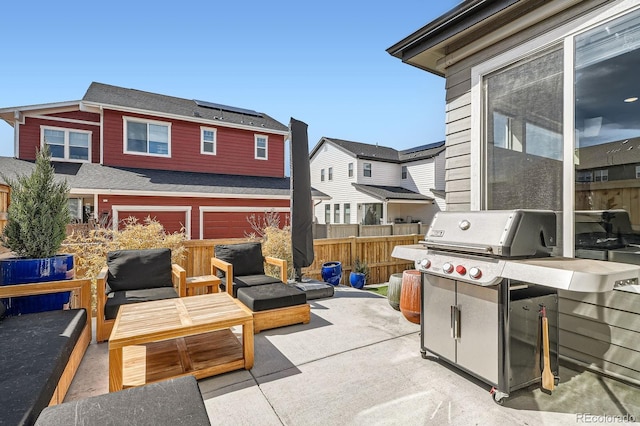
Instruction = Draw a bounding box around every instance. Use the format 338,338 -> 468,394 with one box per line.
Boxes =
423,209 -> 557,258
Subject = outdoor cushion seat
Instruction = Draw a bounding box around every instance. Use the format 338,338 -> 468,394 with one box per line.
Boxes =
1,308 -> 87,426
96,248 -> 186,342
236,283 -> 310,333
220,274 -> 283,298
236,283 -> 307,312
35,376 -> 211,426
295,280 -> 335,300
212,242 -> 287,298
103,287 -> 180,320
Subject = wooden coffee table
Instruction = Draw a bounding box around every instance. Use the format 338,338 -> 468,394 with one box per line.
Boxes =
108,293 -> 254,392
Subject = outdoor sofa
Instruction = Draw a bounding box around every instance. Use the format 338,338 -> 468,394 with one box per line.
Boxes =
0,278 -> 92,426
211,242 -> 311,333
35,375 -> 211,426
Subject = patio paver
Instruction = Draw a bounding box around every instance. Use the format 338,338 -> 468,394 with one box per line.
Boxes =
66,286 -> 640,425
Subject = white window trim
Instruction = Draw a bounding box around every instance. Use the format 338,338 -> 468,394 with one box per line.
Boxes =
122,116 -> 172,158
200,126 -> 217,155
111,205 -> 191,239
40,125 -> 92,163
254,134 -> 268,160
363,162 -> 372,177
470,0 -> 640,258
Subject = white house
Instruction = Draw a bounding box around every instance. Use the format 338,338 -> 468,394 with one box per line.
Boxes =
309,137 -> 445,225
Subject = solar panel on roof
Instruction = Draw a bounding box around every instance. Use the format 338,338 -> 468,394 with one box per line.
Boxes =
193,99 -> 262,117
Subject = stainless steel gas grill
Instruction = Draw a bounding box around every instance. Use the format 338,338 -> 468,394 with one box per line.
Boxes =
391,209 -> 640,404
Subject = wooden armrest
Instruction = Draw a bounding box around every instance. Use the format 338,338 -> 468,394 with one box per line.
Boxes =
172,263 -> 187,297
186,275 -> 221,295
265,256 -> 288,283
0,278 -> 92,334
211,257 -> 233,296
96,265 -> 108,314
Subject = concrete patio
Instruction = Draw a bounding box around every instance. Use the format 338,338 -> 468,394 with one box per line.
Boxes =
66,286 -> 640,425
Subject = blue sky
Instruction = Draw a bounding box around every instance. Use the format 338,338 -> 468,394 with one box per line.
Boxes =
0,1 -> 458,160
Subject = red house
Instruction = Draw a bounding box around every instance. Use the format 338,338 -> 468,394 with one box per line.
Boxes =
0,82 -> 324,238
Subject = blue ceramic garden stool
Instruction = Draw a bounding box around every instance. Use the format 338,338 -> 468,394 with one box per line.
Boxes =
321,261 -> 342,286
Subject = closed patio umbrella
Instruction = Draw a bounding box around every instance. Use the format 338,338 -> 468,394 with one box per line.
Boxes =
289,118 -> 314,281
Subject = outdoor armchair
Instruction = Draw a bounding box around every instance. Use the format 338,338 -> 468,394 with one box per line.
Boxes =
96,248 -> 186,342
211,242 -> 287,297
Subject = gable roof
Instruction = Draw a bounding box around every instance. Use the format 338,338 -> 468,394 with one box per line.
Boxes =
387,0 -> 583,76
352,184 -> 433,202
82,82 -> 289,133
0,157 -> 329,200
311,137 -> 444,164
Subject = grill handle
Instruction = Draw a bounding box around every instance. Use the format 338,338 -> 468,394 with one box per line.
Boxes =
423,241 -> 493,255
451,305 -> 461,339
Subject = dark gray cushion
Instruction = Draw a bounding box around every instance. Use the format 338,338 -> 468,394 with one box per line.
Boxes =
295,281 -> 335,300
237,283 -> 306,311
221,274 -> 282,297
0,308 -> 87,426
214,243 -> 265,278
35,376 -> 211,426
104,287 -> 179,320
107,248 -> 173,292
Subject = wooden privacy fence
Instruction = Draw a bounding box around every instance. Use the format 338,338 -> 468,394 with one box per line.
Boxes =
314,223 -> 428,239
0,184 -> 9,234
179,235 -> 420,285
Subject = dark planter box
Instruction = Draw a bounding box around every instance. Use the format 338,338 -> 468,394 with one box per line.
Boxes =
0,255 -> 73,315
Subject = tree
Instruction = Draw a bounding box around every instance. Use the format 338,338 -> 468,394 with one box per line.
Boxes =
1,146 -> 71,258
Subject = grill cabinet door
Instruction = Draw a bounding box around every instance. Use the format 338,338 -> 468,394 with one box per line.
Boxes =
455,282 -> 499,385
422,275 -> 456,362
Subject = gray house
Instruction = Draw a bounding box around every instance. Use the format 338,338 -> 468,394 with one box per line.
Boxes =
389,1 -> 640,385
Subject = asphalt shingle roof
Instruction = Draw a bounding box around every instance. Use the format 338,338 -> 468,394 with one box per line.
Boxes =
0,157 -> 328,199
352,184 -> 433,201
313,138 -> 445,163
82,82 -> 289,133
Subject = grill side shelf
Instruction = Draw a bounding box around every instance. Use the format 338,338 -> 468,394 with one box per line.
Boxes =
502,257 -> 640,292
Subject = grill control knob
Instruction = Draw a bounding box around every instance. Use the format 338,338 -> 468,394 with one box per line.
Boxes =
469,267 -> 482,279
442,262 -> 454,274
420,259 -> 431,269
455,265 -> 466,275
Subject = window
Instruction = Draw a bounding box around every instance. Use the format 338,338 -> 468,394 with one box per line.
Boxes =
334,204 -> 340,223
362,203 -> 382,225
363,163 -> 372,177
42,127 -> 90,162
325,204 -> 331,223
201,127 -> 216,155
594,169 -> 608,182
328,167 -> 333,181
475,5 -> 640,258
484,46 -> 563,211
401,166 -> 407,179
321,169 -> 325,182
255,135 -> 268,159
344,203 -> 351,224
124,117 -> 170,156
577,171 -> 593,182
348,162 -> 353,177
